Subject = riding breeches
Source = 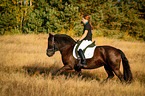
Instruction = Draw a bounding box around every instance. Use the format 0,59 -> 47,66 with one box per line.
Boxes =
77,40 -> 92,51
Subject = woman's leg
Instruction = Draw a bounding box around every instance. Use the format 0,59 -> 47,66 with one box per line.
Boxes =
78,49 -> 87,67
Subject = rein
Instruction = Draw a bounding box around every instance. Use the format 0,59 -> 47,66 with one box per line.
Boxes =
47,35 -> 55,51
59,45 -> 71,50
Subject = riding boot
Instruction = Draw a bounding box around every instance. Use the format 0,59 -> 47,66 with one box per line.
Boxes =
77,49 -> 87,68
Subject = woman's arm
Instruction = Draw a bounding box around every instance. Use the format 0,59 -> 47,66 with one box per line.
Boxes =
89,20 -> 93,30
80,30 -> 88,41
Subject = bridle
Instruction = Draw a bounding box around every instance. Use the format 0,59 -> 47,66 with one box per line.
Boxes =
47,35 -> 71,53
47,35 -> 56,52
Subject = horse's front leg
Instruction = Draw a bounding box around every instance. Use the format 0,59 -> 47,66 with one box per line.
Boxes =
74,64 -> 82,76
55,65 -> 72,76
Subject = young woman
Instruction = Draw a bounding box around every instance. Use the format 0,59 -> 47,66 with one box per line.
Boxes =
77,14 -> 93,67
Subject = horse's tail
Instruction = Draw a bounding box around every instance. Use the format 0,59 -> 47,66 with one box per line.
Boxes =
117,49 -> 133,83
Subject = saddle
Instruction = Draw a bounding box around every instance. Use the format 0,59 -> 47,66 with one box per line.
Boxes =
73,41 -> 96,59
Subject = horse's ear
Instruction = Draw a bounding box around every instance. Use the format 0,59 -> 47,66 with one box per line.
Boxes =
49,33 -> 53,37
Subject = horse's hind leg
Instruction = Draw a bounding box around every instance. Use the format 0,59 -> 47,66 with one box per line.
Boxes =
102,65 -> 114,83
113,69 -> 124,82
109,62 -> 124,82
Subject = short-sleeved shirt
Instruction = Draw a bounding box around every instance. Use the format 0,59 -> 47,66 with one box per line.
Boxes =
83,22 -> 92,41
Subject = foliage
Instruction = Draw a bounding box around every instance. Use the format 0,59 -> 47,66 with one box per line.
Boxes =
0,0 -> 144,40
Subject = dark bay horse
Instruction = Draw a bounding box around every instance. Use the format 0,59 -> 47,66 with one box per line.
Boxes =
46,33 -> 132,83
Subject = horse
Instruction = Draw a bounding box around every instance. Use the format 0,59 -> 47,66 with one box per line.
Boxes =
46,33 -> 132,83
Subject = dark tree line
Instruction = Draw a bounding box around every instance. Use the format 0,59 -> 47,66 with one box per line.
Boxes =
0,0 -> 145,40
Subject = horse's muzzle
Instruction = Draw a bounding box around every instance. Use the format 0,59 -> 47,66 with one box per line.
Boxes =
46,49 -> 55,57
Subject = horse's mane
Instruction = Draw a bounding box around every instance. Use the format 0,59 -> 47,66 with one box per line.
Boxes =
54,34 -> 76,45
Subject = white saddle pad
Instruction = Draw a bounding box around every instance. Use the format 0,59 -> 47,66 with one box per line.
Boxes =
73,44 -> 96,59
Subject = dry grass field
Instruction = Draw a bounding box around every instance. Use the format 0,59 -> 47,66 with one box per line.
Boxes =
0,34 -> 145,96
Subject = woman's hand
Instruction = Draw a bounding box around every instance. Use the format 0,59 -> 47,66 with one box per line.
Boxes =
76,39 -> 81,43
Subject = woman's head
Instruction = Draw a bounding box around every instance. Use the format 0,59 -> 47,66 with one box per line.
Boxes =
82,14 -> 90,24
83,14 -> 90,20
82,14 -> 93,30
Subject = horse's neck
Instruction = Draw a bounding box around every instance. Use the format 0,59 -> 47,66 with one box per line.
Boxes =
55,35 -> 76,51
60,44 -> 74,56
57,39 -> 75,48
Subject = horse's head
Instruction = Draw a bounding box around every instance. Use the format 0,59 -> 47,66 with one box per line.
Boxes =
46,33 -> 57,57
46,33 -> 76,57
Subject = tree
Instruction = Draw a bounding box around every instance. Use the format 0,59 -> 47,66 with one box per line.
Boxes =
0,0 -> 144,40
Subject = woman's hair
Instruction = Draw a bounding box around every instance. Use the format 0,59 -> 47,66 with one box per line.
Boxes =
83,14 -> 90,20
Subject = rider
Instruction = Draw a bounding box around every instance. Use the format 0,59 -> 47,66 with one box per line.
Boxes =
77,14 -> 93,67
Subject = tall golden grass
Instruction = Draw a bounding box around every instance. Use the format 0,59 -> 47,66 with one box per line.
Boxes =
0,34 -> 145,96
